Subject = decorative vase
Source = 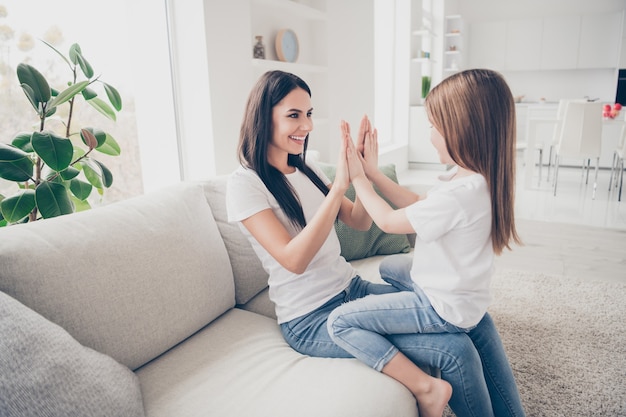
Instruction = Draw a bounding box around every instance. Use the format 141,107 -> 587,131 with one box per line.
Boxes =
253,36 -> 265,59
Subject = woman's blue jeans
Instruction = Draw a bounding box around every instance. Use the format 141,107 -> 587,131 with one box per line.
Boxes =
280,255 -> 525,417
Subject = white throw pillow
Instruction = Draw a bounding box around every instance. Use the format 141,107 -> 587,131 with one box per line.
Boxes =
0,290 -> 146,417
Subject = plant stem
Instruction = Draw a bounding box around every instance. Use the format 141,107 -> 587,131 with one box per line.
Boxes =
39,102 -> 46,132
65,66 -> 78,139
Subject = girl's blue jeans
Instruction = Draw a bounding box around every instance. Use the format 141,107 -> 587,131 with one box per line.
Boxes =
279,254 -> 525,417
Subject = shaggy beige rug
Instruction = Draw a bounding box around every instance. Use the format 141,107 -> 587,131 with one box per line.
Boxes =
446,269 -> 626,417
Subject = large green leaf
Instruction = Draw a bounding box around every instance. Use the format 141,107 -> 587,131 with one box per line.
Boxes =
69,43 -> 94,78
35,181 -> 73,219
86,97 -> 116,121
0,143 -> 34,182
0,190 -> 36,223
48,80 -> 90,109
60,166 -> 80,180
11,132 -> 34,152
96,133 -> 121,156
102,82 -> 122,111
71,195 -> 91,212
20,83 -> 39,112
82,161 -> 103,189
69,43 -> 82,65
0,194 -> 3,224
17,63 -> 51,105
81,87 -> 98,100
31,131 -> 74,172
44,106 -> 57,118
82,158 -> 113,189
69,178 -> 93,200
93,160 -> 113,188
76,54 -> 94,79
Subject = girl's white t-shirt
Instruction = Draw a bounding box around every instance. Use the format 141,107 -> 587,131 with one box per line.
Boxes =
405,173 -> 494,328
226,164 -> 356,324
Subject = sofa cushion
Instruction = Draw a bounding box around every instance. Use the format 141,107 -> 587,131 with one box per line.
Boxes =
136,308 -> 417,417
201,176 -> 269,305
317,163 -> 411,261
0,182 -> 235,370
0,290 -> 145,417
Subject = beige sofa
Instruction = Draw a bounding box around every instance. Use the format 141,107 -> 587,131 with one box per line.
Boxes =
0,175 -> 419,417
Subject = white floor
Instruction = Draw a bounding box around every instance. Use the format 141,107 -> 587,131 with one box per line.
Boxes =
398,162 -> 626,283
398,161 -> 626,231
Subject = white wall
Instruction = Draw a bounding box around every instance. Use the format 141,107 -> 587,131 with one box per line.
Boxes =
326,0 -> 376,164
460,0 -> 626,103
127,0 -> 181,191
203,0 -> 254,176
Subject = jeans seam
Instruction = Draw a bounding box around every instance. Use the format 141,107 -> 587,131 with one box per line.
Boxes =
477,345 -> 520,417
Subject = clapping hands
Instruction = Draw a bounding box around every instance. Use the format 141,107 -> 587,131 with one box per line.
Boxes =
341,119 -> 366,183
338,115 -> 379,183
356,115 -> 379,179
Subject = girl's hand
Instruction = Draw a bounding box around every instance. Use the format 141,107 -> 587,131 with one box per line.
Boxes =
356,115 -> 369,157
361,123 -> 379,179
341,120 -> 366,181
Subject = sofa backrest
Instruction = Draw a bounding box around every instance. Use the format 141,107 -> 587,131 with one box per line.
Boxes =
200,176 -> 270,306
0,183 -> 235,370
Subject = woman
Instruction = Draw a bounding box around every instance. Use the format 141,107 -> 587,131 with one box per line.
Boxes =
226,70 -> 523,417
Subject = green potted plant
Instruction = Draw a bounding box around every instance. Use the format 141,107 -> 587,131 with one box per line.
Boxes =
0,41 -> 122,227
421,75 -> 431,100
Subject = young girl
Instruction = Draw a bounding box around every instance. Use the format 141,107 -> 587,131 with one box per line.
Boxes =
227,70 -> 524,417
328,69 -> 524,416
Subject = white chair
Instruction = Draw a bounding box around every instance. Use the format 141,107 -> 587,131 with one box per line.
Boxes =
553,101 -> 604,199
608,123 -> 626,201
544,99 -> 582,182
519,99 -> 578,186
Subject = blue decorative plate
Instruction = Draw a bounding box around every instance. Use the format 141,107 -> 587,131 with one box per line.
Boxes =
275,29 -> 299,63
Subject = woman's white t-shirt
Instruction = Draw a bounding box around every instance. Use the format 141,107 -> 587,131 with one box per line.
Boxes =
226,164 -> 356,324
405,173 -> 494,328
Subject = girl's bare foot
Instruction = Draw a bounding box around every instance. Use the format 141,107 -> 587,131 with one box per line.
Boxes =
380,352 -> 452,417
415,377 -> 452,417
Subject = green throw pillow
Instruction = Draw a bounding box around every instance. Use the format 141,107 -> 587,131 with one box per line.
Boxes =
317,162 -> 411,261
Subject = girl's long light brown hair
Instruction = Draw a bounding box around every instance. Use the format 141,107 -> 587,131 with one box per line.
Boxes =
425,69 -> 521,254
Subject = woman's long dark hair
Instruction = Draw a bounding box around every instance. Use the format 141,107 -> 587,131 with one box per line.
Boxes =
238,70 -> 329,229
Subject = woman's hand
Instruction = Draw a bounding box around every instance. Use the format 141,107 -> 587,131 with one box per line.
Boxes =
341,120 -> 366,182
334,121 -> 351,194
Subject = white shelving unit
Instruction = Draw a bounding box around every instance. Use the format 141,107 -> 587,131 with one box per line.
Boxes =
408,1 -> 462,167
409,1 -> 437,106
443,14 -> 463,74
249,0 -> 329,135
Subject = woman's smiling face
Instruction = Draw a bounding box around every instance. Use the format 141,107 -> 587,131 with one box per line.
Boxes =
269,87 -> 313,163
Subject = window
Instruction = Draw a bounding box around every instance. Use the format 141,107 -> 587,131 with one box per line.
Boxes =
374,0 -> 410,150
0,0 -> 181,205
